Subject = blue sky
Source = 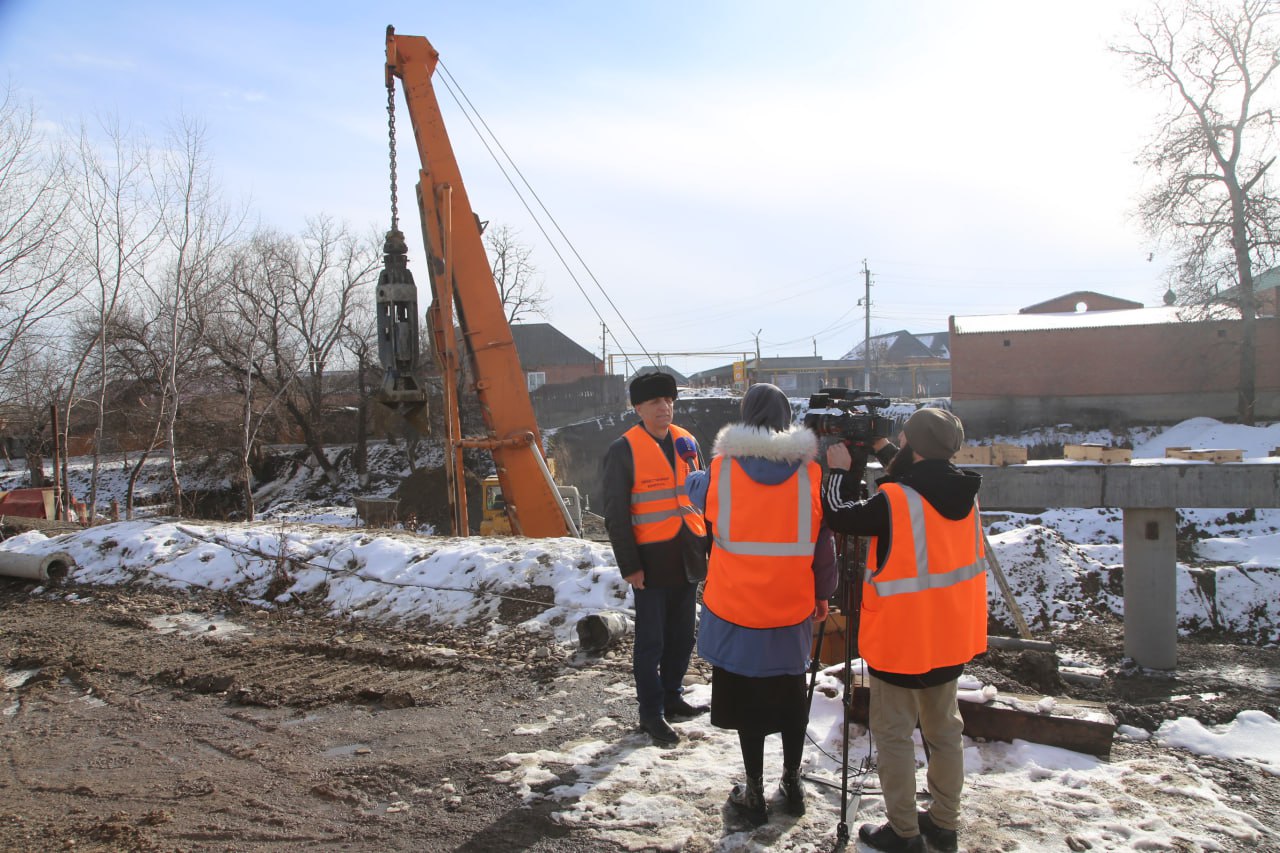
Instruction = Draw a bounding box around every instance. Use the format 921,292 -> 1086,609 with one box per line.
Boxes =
2,0 -> 1164,376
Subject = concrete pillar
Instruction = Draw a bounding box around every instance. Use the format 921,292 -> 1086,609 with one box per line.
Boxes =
1122,508 -> 1178,670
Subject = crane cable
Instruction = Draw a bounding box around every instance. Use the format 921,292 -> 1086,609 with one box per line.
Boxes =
433,60 -> 655,371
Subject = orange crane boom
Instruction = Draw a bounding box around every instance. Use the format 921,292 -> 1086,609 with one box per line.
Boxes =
383,27 -> 573,538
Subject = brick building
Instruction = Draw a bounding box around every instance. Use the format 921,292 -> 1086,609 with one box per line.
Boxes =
510,323 -> 605,390
950,299 -> 1280,434
509,323 -> 623,427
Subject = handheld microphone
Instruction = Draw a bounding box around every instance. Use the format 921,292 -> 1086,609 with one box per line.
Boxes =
674,436 -> 698,472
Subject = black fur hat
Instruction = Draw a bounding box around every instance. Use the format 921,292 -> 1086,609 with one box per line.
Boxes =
629,371 -> 678,406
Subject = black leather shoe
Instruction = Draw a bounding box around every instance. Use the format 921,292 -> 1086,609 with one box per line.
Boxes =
857,822 -> 924,852
638,714 -> 679,745
918,811 -> 958,852
664,697 -> 709,719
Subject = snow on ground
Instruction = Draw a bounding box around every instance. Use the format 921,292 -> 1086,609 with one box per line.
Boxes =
3,416 -> 1280,850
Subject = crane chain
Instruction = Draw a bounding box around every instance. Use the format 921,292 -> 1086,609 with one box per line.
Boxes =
387,78 -> 399,232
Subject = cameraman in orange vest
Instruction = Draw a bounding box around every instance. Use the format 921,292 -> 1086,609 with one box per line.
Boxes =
822,407 -> 984,853
603,372 -> 709,745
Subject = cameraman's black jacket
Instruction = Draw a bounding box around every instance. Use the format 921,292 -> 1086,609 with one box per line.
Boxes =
822,442 -> 983,687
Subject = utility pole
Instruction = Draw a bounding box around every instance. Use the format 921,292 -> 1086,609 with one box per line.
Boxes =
859,260 -> 872,391
600,323 -> 607,370
753,329 -> 763,387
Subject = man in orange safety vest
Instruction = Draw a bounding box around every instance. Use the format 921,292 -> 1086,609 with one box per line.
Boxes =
822,407 -> 985,853
603,372 -> 709,745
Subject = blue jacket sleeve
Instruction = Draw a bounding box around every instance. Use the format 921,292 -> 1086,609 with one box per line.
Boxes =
685,469 -> 709,510
812,526 -> 838,600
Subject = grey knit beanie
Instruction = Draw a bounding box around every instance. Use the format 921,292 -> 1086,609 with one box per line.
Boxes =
740,383 -> 792,432
903,408 -> 964,460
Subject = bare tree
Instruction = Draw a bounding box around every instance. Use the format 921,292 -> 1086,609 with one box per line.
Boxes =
0,338 -> 67,489
485,224 -> 549,324
1114,0 -> 1280,423
223,219 -> 380,486
63,116 -> 164,522
146,115 -> 240,513
0,84 -> 76,377
209,241 -> 294,520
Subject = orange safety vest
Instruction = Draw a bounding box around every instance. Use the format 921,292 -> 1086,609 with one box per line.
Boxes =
624,424 -> 707,544
859,482 -> 988,674
702,456 -> 822,629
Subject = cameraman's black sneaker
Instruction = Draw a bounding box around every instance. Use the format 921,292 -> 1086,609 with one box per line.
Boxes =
918,811 -> 958,852
857,822 -> 924,852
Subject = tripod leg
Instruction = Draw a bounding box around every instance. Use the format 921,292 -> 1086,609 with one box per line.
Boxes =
806,615 -> 828,713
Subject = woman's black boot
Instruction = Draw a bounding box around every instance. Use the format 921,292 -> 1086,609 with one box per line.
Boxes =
728,776 -> 768,826
780,767 -> 806,816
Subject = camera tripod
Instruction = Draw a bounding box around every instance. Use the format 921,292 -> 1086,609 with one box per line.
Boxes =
806,529 -> 875,851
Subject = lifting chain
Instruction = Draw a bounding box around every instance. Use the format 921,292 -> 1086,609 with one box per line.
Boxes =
387,77 -> 399,232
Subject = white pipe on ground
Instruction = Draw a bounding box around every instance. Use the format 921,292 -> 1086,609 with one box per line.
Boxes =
0,551 -> 74,584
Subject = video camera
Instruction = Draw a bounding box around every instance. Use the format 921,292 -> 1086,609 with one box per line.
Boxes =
803,387 -> 893,449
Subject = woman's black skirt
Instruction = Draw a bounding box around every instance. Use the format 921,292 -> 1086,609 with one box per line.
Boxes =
709,666 -> 807,735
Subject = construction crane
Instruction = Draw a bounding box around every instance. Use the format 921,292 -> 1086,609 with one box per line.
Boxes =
378,26 -> 577,538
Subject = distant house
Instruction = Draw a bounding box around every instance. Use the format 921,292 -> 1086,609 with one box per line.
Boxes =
510,323 -> 604,391
841,330 -> 951,398
949,294 -> 1280,433
509,323 -> 624,427
624,365 -> 689,385
1019,291 -> 1144,314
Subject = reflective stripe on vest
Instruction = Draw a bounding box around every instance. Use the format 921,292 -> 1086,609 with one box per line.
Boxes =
713,459 -> 814,556
865,485 -> 988,598
858,481 -> 987,674
624,424 -> 706,543
702,456 -> 821,629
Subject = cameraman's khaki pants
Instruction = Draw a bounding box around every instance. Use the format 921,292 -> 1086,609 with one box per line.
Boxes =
868,674 -> 965,837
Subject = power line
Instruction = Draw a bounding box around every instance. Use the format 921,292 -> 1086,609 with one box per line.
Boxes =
433,61 -> 652,366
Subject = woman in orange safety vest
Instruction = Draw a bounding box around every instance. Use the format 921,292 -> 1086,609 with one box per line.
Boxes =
685,383 -> 836,827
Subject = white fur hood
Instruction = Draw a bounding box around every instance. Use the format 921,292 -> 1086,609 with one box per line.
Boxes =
710,423 -> 818,464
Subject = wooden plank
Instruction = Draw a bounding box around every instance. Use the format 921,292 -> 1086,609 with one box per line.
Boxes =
1064,443 -> 1104,461
848,686 -> 1116,757
1098,448 -> 1132,464
952,446 -> 992,465
1166,448 -> 1244,463
991,444 -> 1027,466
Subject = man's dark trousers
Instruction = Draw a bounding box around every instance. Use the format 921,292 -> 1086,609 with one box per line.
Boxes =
632,581 -> 698,717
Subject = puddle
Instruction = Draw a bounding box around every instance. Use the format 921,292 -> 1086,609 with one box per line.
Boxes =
280,712 -> 324,728
147,612 -> 249,638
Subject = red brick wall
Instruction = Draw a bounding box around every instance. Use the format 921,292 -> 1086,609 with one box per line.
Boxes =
952,317 -> 1280,399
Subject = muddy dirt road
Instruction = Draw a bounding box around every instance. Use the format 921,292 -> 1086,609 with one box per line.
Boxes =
0,585 -> 635,852
3,581 -> 1278,852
